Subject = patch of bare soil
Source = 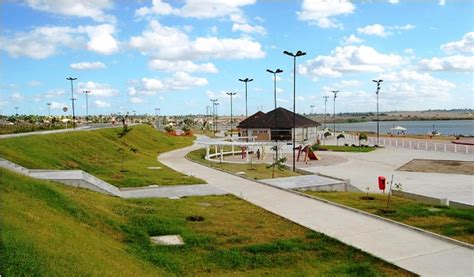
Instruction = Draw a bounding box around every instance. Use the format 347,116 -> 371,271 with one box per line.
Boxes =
397,159 -> 474,175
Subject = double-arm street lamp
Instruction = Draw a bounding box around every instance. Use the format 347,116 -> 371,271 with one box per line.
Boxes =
226,92 -> 237,137
283,50 -> 306,172
210,99 -> 218,134
66,77 -> 77,129
310,105 -> 315,115
373,79 -> 383,145
238,78 -> 253,117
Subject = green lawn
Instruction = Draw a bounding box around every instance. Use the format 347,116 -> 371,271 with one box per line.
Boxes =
315,145 -> 377,152
0,124 -> 204,187
187,148 -> 301,180
0,168 -> 413,276
305,191 -> 474,244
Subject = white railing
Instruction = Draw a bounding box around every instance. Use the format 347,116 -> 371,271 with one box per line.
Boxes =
361,137 -> 474,155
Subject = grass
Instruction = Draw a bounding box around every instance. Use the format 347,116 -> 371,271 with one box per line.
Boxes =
0,124 -> 204,187
0,168 -> 413,276
315,145 -> 377,152
0,124 -> 66,135
187,148 -> 301,180
305,191 -> 474,244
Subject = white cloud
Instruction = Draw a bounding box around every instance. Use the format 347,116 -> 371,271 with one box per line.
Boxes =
388,0 -> 399,4
24,0 -> 115,23
27,80 -> 42,87
232,23 -> 266,35
439,0 -> 446,6
134,0 -> 256,22
135,0 -> 174,17
357,24 -> 415,37
50,101 -> 67,109
94,100 -> 110,108
70,61 -> 106,70
419,55 -> 474,72
11,92 -> 24,101
78,81 -> 119,97
129,20 -> 265,61
440,32 -> 474,54
300,45 -> 403,79
0,24 -> 119,59
148,59 -> 218,73
130,97 -> 144,104
341,34 -> 363,45
297,0 -> 355,28
128,72 -> 208,96
357,24 -> 388,37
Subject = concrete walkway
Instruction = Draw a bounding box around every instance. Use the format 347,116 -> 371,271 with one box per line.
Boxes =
159,139 -> 473,276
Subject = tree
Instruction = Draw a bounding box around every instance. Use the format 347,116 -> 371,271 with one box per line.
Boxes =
358,132 -> 368,146
267,147 -> 287,179
336,133 -> 345,146
117,147 -> 139,172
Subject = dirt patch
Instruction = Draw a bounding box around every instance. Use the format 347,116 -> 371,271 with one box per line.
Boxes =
397,159 -> 474,175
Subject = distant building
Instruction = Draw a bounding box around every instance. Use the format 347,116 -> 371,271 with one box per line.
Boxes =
237,107 -> 321,142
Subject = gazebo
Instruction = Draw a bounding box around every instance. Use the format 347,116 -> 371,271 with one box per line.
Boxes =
237,107 -> 321,142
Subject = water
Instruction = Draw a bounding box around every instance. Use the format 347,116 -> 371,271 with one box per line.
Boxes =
327,120 -> 474,136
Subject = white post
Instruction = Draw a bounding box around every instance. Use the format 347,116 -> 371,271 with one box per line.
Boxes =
214,145 -> 218,154
246,146 -> 249,163
206,145 -> 210,159
417,142 -> 420,149
425,142 -> 428,150
454,144 -> 457,153
409,141 -> 412,148
466,146 -> 469,154
232,145 -> 235,156
444,144 -> 447,152
220,146 -> 223,162
435,143 -> 437,151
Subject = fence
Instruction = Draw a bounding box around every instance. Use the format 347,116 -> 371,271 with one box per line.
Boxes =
340,134 -> 473,155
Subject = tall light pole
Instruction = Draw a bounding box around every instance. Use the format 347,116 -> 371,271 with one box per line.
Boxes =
266,68 -> 284,144
332,90 -> 339,136
226,92 -> 236,137
214,102 -> 219,135
155,107 -> 161,129
238,78 -> 253,117
14,106 -> 19,116
47,103 -> 51,117
83,90 -> 90,124
373,79 -> 383,145
323,96 -> 329,130
66,77 -> 77,129
310,105 -> 315,115
283,50 -> 306,172
210,99 -> 217,134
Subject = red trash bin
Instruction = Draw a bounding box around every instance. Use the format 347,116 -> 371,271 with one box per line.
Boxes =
378,176 -> 386,192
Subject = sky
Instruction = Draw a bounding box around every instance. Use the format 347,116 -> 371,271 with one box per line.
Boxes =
0,0 -> 473,116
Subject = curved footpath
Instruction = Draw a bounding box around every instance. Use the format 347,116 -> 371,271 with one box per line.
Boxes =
158,137 -> 473,277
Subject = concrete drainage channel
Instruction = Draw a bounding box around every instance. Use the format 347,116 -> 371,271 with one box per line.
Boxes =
0,157 -> 226,199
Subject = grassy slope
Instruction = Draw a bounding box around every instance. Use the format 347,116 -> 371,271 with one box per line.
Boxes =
307,192 -> 474,244
187,148 -> 301,180
0,125 -> 203,187
316,145 -> 377,152
0,168 -> 412,276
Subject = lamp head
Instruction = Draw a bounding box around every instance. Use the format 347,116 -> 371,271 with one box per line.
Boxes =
283,50 -> 293,56
276,69 -> 283,73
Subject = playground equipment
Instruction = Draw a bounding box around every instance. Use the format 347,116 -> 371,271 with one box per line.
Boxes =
296,144 -> 320,163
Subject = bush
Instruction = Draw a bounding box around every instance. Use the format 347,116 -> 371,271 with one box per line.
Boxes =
344,143 -> 349,147
164,125 -> 174,133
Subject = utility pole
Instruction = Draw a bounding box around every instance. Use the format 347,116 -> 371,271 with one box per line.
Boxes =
283,50 -> 306,172
83,90 -> 91,125
226,92 -> 236,137
332,90 -> 339,136
238,78 -> 253,117
373,79 -> 383,145
66,77 -> 77,128
47,103 -> 51,117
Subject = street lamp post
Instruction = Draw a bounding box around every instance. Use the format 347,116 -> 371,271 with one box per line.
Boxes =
331,90 -> 339,136
214,102 -> 219,135
283,50 -> 306,172
310,105 -> 315,115
323,96 -> 329,130
210,99 -> 217,134
238,78 -> 253,117
47,103 -> 51,117
14,106 -> 19,116
66,77 -> 77,129
83,90 -> 91,125
266,68 -> 284,144
226,92 -> 236,137
373,79 -> 383,145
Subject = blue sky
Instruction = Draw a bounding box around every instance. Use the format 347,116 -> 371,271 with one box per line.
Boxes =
1,0 -> 473,116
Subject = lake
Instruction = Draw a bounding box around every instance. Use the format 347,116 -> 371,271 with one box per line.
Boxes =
326,120 -> 474,136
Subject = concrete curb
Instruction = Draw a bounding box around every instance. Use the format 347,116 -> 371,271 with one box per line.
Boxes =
186,153 -> 474,250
